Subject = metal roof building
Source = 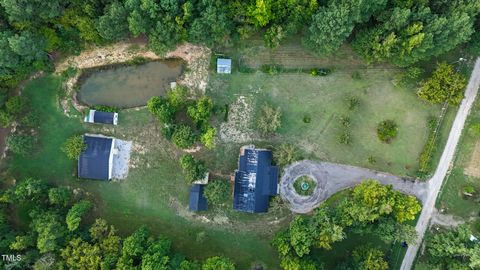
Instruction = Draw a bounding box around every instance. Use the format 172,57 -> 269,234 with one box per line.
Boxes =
78,135 -> 115,180
233,146 -> 279,213
84,110 -> 118,125
189,184 -> 208,211
217,58 -> 232,74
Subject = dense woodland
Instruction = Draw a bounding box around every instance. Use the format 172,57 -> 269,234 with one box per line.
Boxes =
1,0 -> 480,269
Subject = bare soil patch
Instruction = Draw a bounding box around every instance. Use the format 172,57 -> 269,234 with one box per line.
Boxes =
465,140 -> 480,178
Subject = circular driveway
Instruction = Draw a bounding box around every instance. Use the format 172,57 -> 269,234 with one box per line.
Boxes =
280,160 -> 429,213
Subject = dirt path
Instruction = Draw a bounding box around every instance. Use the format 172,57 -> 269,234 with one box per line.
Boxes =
401,58 -> 480,270
280,160 -> 428,213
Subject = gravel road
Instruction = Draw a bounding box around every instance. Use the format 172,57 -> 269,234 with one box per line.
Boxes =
280,161 -> 429,213
400,58 -> 480,270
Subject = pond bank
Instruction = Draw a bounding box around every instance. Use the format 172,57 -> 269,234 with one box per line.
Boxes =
56,42 -> 211,114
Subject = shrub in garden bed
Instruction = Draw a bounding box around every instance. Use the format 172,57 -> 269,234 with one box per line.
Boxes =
377,120 -> 398,143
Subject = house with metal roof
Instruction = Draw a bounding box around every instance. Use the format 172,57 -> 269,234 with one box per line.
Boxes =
217,58 -> 232,74
84,110 -> 118,125
189,184 -> 208,212
78,134 -> 115,180
233,146 -> 279,213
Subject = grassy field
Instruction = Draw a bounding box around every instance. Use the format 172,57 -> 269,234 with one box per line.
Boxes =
8,39 -> 466,269
9,75 -> 292,269
208,69 -> 442,177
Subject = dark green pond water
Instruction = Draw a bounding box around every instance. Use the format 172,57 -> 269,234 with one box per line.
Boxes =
78,59 -> 183,108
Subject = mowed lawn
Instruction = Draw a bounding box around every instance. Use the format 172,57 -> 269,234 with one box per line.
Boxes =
436,93 -> 480,219
9,75 -> 282,269
208,70 -> 442,176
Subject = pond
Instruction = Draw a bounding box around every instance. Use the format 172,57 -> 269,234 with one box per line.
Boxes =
78,59 -> 184,108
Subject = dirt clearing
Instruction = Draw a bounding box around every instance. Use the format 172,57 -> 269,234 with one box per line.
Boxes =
465,140 -> 480,178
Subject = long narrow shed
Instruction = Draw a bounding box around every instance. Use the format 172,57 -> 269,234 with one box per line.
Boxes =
84,110 -> 118,125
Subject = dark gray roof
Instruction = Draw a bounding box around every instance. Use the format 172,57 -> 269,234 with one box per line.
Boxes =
233,147 -> 278,213
93,111 -> 115,125
78,135 -> 113,180
189,184 -> 208,211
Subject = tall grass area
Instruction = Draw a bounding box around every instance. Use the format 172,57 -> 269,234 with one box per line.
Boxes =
7,75 -> 282,269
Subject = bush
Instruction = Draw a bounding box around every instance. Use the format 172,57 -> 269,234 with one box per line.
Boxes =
93,105 -> 118,113
5,96 -> 27,116
377,120 -> 398,143
147,96 -> 176,124
347,96 -> 360,110
261,65 -> 281,75
339,115 -> 351,128
187,96 -> 213,126
171,125 -> 196,149
200,127 -> 216,149
20,111 -> 40,128
338,131 -> 351,145
310,68 -> 331,76
204,180 -> 230,205
367,156 -> 377,164
274,143 -> 299,167
66,200 -> 92,231
257,104 -> 282,136
167,86 -> 189,109
61,135 -> 87,160
303,115 -> 311,123
0,110 -> 12,127
418,63 -> 466,105
180,154 -> 207,183
6,134 -> 34,156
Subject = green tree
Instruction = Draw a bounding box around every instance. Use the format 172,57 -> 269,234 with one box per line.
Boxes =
304,0 -> 387,54
202,256 -> 235,270
6,134 -> 34,156
5,96 -> 27,115
61,237 -> 102,270
147,96 -> 176,124
141,237 -> 172,270
172,125 -> 196,149
0,0 -> 61,22
180,154 -> 207,183
12,177 -> 47,202
8,31 -> 47,63
204,180 -> 230,205
9,233 -> 35,251
48,187 -> 72,207
257,104 -> 281,136
189,0 -> 232,47
200,126 -> 216,149
377,120 -> 398,143
96,1 -> 129,41
66,200 -> 93,231
167,86 -> 189,109
352,246 -> 388,270
30,210 -> 66,253
417,62 -> 467,105
187,96 -> 213,126
61,135 -> 87,160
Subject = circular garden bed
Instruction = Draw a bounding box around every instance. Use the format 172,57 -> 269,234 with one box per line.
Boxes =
293,175 -> 317,196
